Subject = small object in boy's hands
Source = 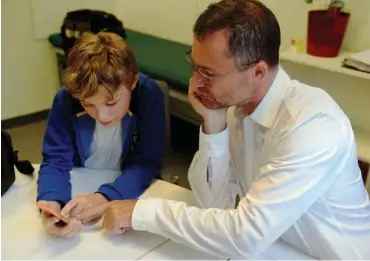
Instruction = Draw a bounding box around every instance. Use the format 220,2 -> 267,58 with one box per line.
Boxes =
36,201 -> 70,224
55,220 -> 69,227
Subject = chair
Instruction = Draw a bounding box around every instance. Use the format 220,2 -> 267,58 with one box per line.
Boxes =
155,80 -> 180,185
155,80 -> 171,155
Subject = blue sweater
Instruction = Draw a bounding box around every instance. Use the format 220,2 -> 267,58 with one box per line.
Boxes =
37,73 -> 165,204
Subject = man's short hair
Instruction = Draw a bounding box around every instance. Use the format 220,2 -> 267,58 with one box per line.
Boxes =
64,32 -> 138,99
193,0 -> 281,68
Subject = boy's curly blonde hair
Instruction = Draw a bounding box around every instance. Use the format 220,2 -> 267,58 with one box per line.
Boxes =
63,32 -> 138,99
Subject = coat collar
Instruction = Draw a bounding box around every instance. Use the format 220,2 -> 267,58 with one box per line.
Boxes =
249,67 -> 291,129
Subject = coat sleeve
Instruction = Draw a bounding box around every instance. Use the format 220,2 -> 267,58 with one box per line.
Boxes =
132,114 -> 349,259
37,90 -> 75,204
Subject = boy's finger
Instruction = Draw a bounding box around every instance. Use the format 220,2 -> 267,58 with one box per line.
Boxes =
58,224 -> 75,237
58,220 -> 83,237
43,214 -> 60,225
65,227 -> 81,238
78,202 -> 111,222
70,203 -> 85,218
44,219 -> 62,235
61,199 -> 78,217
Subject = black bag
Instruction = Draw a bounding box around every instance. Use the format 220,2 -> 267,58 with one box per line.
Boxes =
1,130 -> 34,196
60,9 -> 127,54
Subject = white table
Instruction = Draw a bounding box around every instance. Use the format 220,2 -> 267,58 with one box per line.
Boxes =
2,165 -> 315,260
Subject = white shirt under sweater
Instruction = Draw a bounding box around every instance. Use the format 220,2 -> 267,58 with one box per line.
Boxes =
84,121 -> 122,171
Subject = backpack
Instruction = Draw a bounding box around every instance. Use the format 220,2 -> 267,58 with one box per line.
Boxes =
1,130 -> 34,196
60,9 -> 127,54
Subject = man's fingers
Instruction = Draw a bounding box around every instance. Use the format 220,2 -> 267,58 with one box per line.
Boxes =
61,199 -> 79,218
102,212 -> 118,232
102,212 -> 127,234
103,216 -> 127,235
103,222 -> 123,235
102,213 -> 111,231
112,227 -> 127,235
189,76 -> 205,88
78,202 -> 111,222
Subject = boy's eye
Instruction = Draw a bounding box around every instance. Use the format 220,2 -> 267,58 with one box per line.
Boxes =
106,101 -> 118,107
82,103 -> 92,107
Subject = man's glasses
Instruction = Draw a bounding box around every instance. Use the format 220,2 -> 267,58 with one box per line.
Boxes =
185,49 -> 259,81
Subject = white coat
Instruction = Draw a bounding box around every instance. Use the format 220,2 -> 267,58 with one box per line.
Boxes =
133,68 -> 370,260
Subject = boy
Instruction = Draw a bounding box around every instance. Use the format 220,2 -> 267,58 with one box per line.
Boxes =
37,32 -> 165,238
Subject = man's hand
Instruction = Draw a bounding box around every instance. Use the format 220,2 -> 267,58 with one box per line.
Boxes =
79,200 -> 138,235
39,200 -> 83,238
61,194 -> 108,223
188,77 -> 227,135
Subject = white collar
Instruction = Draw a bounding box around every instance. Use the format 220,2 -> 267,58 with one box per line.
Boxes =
249,67 -> 291,129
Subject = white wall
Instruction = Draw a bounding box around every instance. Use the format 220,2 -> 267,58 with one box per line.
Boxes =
1,0 -> 116,120
1,0 -> 59,120
115,0 -> 198,45
28,0 -> 370,50
2,0 -> 369,120
116,0 -> 370,52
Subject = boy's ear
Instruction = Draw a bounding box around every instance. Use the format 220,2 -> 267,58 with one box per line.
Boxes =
130,73 -> 139,91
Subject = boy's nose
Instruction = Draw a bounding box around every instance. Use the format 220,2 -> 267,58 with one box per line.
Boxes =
98,106 -> 110,122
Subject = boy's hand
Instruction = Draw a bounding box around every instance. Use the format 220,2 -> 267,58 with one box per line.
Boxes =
40,200 -> 83,238
61,194 -> 108,223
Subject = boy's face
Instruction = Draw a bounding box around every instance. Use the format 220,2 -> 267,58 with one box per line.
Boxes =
79,77 -> 138,127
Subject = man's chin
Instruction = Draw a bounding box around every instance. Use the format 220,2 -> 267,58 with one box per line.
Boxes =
204,102 -> 221,110
202,98 -> 229,110
199,96 -> 220,110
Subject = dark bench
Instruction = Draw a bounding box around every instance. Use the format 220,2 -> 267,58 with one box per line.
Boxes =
126,30 -> 192,94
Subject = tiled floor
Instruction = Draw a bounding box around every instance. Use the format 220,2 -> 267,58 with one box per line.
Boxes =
6,118 -> 198,190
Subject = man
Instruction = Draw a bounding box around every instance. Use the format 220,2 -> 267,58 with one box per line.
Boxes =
80,0 -> 370,259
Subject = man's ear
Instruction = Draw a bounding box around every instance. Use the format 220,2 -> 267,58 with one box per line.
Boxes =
130,73 -> 139,91
253,61 -> 268,80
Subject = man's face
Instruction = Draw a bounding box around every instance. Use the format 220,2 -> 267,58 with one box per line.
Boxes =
78,77 -> 137,127
191,31 -> 258,109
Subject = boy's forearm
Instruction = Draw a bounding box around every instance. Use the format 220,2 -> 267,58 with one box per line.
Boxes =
97,164 -> 159,200
37,166 -> 72,204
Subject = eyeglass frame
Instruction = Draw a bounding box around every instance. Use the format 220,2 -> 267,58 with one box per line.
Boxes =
185,49 -> 260,81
